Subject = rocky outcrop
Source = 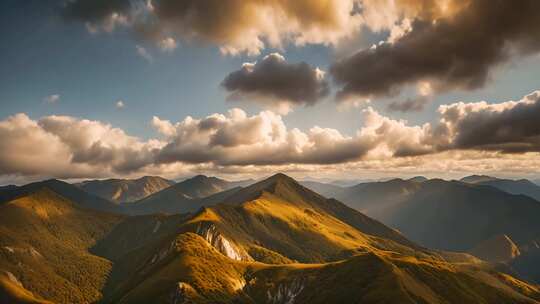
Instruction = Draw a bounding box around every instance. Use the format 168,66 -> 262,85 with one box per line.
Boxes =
195,222 -> 251,261
265,278 -> 305,304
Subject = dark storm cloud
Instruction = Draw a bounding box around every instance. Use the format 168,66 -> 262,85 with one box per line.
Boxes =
331,0 -> 540,100
221,53 -> 329,107
443,91 -> 540,153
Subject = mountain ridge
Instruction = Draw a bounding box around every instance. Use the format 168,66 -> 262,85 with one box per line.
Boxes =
76,176 -> 175,204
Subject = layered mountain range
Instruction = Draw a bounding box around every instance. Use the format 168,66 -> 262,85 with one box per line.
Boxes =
1,174 -> 540,303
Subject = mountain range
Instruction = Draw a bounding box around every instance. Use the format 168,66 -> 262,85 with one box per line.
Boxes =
1,174 -> 540,303
460,175 -> 540,201
76,176 -> 175,204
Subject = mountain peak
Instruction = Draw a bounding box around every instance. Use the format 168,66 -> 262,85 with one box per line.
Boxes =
408,176 -> 428,182
266,172 -> 296,183
460,175 -> 498,184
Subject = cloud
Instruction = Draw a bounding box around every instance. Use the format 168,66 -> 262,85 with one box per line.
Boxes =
153,108 -> 376,166
136,45 -> 152,62
2,90 -> 540,181
116,100 -> 125,109
158,37 -> 177,52
331,0 -> 540,100
64,0 -> 362,55
439,90 -> 540,153
43,94 -> 60,104
222,53 -> 329,109
0,114 -> 160,179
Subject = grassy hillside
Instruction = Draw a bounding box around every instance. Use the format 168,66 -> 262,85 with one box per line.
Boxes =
0,179 -> 122,214
176,174 -> 424,264
0,188 -> 123,303
0,271 -> 52,304
109,233 -> 540,304
2,174 -> 540,304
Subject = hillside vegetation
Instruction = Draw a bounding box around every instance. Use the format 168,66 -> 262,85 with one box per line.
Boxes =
1,174 -> 540,303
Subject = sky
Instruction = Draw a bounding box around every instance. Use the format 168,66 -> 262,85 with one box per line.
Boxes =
1,0 -> 540,184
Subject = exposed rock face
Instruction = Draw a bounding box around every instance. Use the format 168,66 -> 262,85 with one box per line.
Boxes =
266,278 -> 305,304
469,234 -> 521,263
3,271 -> 23,288
195,222 -> 251,261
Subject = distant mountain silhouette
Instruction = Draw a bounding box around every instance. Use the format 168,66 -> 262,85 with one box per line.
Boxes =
126,175 -> 249,215
76,176 -> 175,203
461,175 -> 540,201
316,179 -> 540,253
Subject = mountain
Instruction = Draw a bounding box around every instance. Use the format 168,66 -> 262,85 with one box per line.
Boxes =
0,179 -> 122,214
2,173 -> 540,303
407,176 -> 428,182
126,175 -> 246,215
331,179 -> 540,253
461,175 -> 540,201
332,178 -> 422,218
460,174 -> 498,184
76,176 -> 175,203
0,188 -> 123,303
107,233 -> 540,304
174,173 -> 422,264
96,173 -> 540,303
469,234 -> 521,263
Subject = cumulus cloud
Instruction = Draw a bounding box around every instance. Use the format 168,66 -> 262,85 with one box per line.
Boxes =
2,90 -> 540,180
0,114 -> 160,179
222,53 -> 329,109
331,0 -> 540,100
153,108 -> 376,166
64,0 -> 362,55
439,91 -> 540,153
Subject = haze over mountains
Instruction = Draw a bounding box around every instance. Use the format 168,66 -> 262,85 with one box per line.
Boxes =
1,173 -> 540,303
